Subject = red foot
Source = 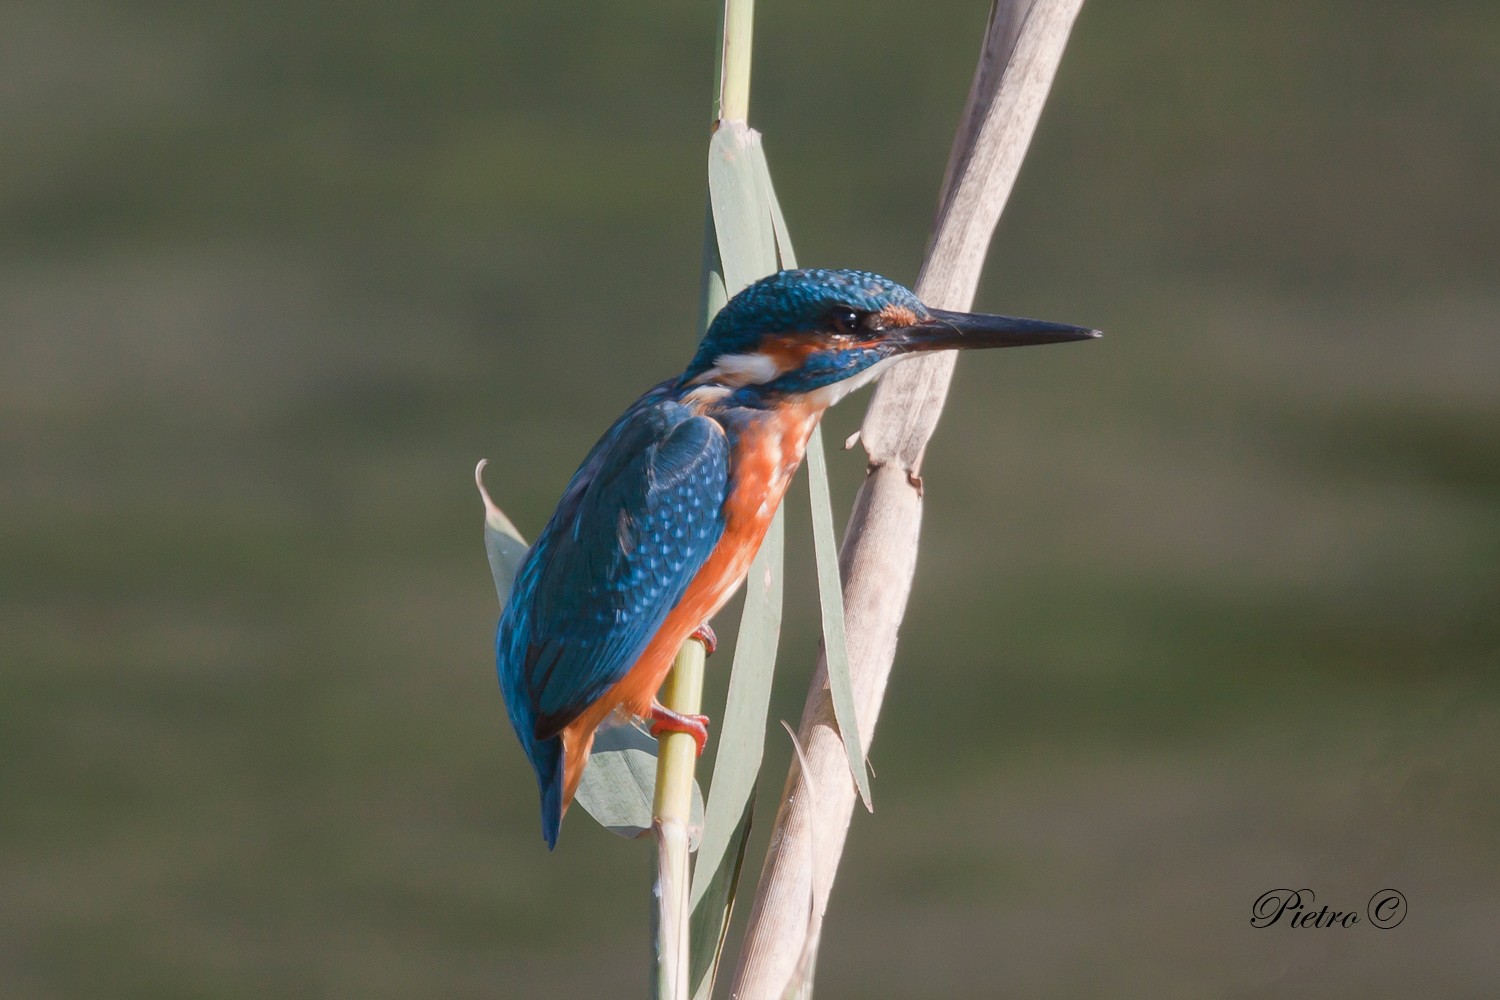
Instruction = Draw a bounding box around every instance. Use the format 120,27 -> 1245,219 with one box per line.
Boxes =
690,623 -> 718,656
649,702 -> 711,756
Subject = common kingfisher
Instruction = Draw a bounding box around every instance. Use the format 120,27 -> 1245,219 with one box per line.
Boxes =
497,268 -> 1097,847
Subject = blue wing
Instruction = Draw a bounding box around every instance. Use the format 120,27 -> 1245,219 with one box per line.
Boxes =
495,385 -> 729,843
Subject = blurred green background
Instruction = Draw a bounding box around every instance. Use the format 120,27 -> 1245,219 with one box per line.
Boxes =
4,1 -> 1498,996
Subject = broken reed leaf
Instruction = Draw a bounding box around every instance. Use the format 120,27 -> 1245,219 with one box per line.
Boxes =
777,722 -> 822,1000
688,793 -> 756,1000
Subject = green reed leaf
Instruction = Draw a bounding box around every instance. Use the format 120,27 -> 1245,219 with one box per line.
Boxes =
688,508 -> 782,1000
687,119 -> 788,1000
576,724 -> 705,845
804,430 -> 871,809
709,123 -> 778,296
754,142 -> 871,808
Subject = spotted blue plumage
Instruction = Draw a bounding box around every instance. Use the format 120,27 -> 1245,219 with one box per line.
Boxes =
496,384 -> 729,847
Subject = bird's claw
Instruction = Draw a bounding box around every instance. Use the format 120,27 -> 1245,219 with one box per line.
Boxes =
649,702 -> 710,756
690,623 -> 718,656
907,470 -> 925,497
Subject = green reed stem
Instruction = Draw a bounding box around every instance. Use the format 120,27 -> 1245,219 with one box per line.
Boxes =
655,3 -> 755,997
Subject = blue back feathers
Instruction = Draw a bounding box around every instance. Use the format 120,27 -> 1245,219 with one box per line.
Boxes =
496,384 -> 730,847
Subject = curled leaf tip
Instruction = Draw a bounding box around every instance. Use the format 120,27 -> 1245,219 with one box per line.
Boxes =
477,460 -> 530,605
475,459 -> 498,514
476,459 -> 526,542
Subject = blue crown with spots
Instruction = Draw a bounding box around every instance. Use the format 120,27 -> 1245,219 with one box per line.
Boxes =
684,268 -> 925,377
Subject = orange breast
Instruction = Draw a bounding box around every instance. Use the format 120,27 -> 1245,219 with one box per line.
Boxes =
557,402 -> 823,808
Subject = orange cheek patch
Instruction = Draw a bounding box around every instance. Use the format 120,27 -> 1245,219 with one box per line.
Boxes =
878,304 -> 919,328
762,335 -> 823,371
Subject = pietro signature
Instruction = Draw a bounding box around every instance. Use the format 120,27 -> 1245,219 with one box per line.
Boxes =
1251,889 -> 1406,929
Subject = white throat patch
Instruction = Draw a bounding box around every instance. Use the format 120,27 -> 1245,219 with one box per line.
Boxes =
801,355 -> 898,409
698,351 -> 782,387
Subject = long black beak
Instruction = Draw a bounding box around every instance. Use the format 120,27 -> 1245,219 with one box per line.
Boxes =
891,308 -> 1100,353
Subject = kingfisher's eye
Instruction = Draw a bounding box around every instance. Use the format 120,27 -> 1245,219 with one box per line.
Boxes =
829,307 -> 862,334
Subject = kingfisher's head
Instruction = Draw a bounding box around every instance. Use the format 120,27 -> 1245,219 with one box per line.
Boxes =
681,268 -> 1098,408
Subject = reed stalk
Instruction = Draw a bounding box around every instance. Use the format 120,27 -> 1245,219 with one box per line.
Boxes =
652,639 -> 708,999
653,3 -> 756,998
714,0 -> 754,125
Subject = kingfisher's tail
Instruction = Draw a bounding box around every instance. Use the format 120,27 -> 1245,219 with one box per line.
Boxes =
535,727 -> 599,848
532,734 -> 565,850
